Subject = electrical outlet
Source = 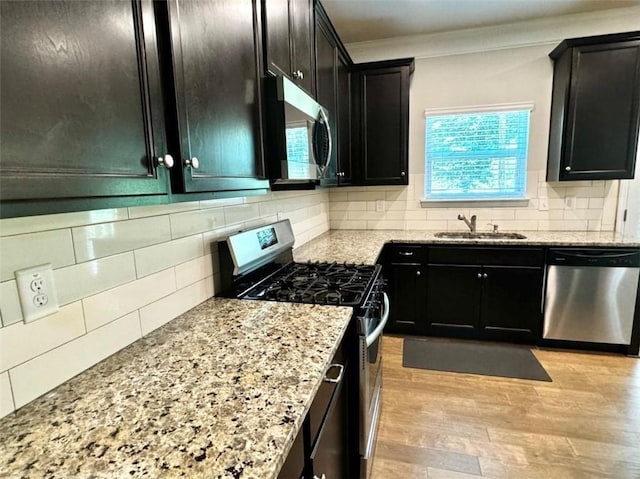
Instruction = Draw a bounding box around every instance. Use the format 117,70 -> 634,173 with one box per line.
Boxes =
538,198 -> 549,211
565,195 -> 576,210
15,263 -> 59,323
375,200 -> 385,212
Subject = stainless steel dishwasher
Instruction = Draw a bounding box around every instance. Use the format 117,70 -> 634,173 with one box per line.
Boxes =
543,249 -> 640,345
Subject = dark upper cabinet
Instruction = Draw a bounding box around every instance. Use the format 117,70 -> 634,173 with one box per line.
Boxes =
314,1 -> 353,186
159,0 -> 269,194
352,58 -> 413,186
547,31 -> 640,181
337,49 -> 353,185
314,4 -> 338,186
263,0 -> 315,96
0,0 -> 169,216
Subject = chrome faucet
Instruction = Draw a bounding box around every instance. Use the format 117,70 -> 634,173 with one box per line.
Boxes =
458,213 -> 477,232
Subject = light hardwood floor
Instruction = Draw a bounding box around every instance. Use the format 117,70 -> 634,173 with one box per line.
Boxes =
370,336 -> 640,479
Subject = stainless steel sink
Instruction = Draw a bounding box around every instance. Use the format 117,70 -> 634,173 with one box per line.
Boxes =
434,232 -> 527,239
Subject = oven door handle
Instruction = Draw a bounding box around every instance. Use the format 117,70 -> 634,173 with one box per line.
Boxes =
366,292 -> 390,347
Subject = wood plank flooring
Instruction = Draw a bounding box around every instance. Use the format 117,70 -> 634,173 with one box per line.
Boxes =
370,336 -> 640,479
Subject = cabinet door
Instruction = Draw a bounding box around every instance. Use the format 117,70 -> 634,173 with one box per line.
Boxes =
426,265 -> 481,338
562,41 -> 640,180
315,15 -> 338,185
165,0 -> 268,193
386,262 -> 427,335
290,0 -> 315,95
0,0 -> 168,212
262,0 -> 292,80
278,425 -> 305,479
337,49 -> 352,185
480,266 -> 543,342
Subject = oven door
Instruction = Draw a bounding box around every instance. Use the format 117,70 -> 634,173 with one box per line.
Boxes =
359,292 -> 389,478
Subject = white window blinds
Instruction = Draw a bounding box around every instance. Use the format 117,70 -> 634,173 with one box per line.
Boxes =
424,104 -> 532,200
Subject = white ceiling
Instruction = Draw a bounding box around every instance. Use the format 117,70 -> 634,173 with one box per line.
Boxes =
321,0 -> 640,44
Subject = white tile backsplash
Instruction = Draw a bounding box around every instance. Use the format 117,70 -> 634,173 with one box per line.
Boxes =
0,230 -> 75,282
139,277 -> 212,336
73,216 -> 172,262
175,255 -> 214,289
82,268 -> 177,331
9,311 -> 142,409
55,252 -> 137,306
0,372 -> 14,418
134,234 -> 204,278
329,174 -> 619,233
0,302 -> 85,372
0,190 -> 329,418
0,208 -> 129,237
0,281 -> 23,327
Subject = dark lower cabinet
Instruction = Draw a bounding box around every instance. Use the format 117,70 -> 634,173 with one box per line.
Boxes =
387,262 -> 427,335
480,265 -> 543,341
381,244 -> 543,342
426,265 -> 482,339
380,244 -> 427,335
426,247 -> 544,342
279,334 -> 351,479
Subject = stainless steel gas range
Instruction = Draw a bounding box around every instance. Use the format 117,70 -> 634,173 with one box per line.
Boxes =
218,220 -> 388,479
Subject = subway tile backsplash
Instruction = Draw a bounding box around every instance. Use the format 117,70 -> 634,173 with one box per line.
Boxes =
0,190 -> 330,418
329,171 -> 619,233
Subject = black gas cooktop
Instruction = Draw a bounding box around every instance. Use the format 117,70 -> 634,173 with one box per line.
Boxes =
241,261 -> 379,307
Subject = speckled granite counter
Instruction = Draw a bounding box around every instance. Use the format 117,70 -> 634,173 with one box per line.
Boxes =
293,230 -> 640,264
0,298 -> 352,479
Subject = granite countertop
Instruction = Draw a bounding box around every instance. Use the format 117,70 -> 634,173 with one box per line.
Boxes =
0,298 -> 352,479
293,230 -> 640,264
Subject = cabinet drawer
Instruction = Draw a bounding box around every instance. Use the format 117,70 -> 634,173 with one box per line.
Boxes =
384,244 -> 427,263
428,247 -> 544,267
309,342 -> 345,447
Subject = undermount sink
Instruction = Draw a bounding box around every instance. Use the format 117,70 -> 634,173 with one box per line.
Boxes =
434,232 -> 527,240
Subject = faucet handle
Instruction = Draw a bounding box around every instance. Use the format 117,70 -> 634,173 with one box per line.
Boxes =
487,223 -> 499,232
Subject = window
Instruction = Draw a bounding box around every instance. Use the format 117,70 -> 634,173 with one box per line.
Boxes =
424,104 -> 532,201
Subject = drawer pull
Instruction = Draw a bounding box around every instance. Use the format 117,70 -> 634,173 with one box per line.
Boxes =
398,251 -> 414,256
323,363 -> 344,384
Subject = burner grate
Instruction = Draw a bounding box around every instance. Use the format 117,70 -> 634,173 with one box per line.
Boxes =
242,261 -> 378,306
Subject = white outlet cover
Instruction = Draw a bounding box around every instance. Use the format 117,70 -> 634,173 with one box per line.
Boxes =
376,200 -> 385,212
538,198 -> 549,211
15,263 -> 59,323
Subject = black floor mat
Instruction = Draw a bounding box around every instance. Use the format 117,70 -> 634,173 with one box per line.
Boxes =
403,338 -> 552,382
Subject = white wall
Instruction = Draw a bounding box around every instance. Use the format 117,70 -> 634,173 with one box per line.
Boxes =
0,190 -> 329,418
329,7 -> 640,232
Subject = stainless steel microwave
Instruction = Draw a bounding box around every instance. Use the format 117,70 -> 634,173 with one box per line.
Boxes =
265,76 -> 332,189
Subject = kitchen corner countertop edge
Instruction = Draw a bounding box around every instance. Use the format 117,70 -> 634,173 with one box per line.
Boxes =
293,229 -> 640,264
0,298 -> 353,479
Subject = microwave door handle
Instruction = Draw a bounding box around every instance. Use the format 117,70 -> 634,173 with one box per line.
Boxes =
366,293 -> 390,347
323,109 -> 333,176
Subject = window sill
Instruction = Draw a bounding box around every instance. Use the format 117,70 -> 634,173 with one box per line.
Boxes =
420,198 -> 530,208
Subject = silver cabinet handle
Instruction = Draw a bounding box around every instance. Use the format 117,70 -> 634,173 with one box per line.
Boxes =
156,154 -> 174,169
416,270 -> 421,276
292,70 -> 304,80
565,166 -> 571,171
398,251 -> 413,256
483,273 -> 488,279
477,273 -> 482,279
323,363 -> 344,384
400,171 -> 406,176
313,475 -> 326,479
185,156 -> 200,169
